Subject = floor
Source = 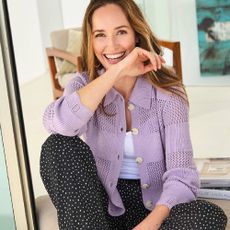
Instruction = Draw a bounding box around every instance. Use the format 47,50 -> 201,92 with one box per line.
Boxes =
14,72 -> 230,229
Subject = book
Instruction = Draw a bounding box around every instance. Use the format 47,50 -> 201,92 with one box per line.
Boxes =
194,157 -> 230,188
197,187 -> 230,200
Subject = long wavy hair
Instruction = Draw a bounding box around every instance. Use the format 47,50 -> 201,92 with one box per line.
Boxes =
81,0 -> 187,103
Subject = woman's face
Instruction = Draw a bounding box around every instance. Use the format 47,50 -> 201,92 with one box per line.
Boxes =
91,3 -> 136,70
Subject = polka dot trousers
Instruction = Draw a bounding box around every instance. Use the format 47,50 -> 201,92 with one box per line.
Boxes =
40,134 -> 227,230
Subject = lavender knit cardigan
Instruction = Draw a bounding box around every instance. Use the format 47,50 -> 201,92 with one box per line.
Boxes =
43,72 -> 199,216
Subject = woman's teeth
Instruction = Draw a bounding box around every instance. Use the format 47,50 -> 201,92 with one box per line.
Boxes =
104,52 -> 126,60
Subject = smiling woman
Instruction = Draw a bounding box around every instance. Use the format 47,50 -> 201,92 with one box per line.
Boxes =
1,0 -> 230,229
40,1 -> 227,229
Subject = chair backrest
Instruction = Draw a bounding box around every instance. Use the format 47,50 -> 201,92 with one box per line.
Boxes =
50,27 -> 81,50
159,40 -> 182,79
50,27 -> 82,70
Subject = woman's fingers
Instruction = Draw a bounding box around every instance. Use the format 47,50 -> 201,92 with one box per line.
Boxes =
159,55 -> 166,63
138,48 -> 165,71
118,47 -> 166,77
151,53 -> 165,70
138,49 -> 157,71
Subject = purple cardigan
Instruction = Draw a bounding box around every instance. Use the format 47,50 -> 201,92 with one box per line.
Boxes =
43,72 -> 199,216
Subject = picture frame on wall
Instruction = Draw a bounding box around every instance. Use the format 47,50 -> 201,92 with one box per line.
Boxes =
196,0 -> 230,77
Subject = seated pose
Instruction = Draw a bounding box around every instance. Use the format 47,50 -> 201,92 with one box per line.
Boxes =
40,0 -> 227,229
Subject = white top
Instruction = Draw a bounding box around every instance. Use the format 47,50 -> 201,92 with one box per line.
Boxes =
119,131 -> 140,179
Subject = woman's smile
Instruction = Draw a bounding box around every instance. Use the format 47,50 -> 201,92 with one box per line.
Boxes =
103,51 -> 126,64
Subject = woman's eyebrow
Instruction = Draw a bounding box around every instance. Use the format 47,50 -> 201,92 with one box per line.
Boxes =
115,25 -> 129,30
92,25 -> 129,34
92,29 -> 104,34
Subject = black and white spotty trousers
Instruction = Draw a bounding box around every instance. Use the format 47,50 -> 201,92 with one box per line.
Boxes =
40,134 -> 227,230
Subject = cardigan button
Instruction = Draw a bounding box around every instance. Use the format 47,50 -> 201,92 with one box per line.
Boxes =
142,183 -> 150,189
145,200 -> 153,208
131,128 -> 139,135
135,157 -> 143,164
128,103 -> 135,111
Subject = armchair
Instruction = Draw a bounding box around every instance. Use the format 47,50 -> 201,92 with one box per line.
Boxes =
46,28 -> 83,99
46,28 -> 182,100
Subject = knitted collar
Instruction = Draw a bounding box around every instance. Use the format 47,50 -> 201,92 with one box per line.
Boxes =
104,76 -> 155,109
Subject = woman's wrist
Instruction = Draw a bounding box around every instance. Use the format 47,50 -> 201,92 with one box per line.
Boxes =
133,205 -> 170,230
107,62 -> 124,83
148,205 -> 170,228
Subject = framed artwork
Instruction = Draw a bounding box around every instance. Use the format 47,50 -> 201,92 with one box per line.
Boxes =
196,0 -> 230,77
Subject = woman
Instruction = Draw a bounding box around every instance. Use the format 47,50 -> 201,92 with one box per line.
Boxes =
41,0 -> 227,229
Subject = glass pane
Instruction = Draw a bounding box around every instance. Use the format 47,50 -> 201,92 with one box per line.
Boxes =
0,127 -> 16,230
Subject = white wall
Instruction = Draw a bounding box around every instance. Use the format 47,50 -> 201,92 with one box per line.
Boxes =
7,0 -> 64,85
61,0 -> 90,28
144,0 -> 171,40
37,0 -> 63,51
7,0 -> 45,85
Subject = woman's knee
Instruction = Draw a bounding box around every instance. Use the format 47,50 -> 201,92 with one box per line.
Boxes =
40,134 -> 98,193
195,200 -> 228,228
40,134 -> 95,167
167,200 -> 227,230
41,134 -> 91,156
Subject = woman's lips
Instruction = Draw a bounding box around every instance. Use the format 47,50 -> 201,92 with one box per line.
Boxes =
104,51 -> 126,64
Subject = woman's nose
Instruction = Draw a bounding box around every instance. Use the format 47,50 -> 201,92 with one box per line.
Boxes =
106,36 -> 118,48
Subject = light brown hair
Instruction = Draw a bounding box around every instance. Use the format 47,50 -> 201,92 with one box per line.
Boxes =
81,0 -> 187,101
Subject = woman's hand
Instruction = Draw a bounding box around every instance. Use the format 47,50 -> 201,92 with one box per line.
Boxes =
115,47 -> 165,80
132,205 -> 169,230
132,218 -> 161,230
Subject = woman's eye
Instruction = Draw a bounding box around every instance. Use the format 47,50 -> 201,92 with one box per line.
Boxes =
95,33 -> 105,38
117,30 -> 127,35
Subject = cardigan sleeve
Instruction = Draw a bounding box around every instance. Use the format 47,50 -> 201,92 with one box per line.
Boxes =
43,72 -> 93,136
156,93 -> 200,209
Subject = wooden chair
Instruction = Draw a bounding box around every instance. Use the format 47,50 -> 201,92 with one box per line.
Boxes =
46,28 -> 182,100
159,40 -> 182,79
46,47 -> 82,99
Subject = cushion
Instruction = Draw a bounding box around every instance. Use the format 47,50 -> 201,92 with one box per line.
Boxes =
57,72 -> 77,89
51,29 -> 70,70
58,30 -> 82,75
36,195 -> 58,230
